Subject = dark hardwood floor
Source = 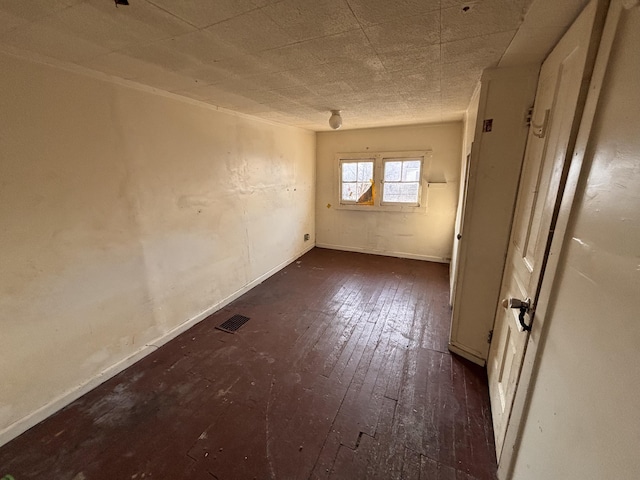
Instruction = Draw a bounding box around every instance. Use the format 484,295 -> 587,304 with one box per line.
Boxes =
0,248 -> 497,480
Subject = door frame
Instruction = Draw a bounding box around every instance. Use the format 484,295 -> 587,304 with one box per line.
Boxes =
497,0 -> 628,476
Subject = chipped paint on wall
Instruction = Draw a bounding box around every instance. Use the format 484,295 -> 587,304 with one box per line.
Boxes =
0,50 -> 315,444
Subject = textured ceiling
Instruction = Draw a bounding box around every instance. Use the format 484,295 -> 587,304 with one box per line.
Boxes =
0,0 -> 588,130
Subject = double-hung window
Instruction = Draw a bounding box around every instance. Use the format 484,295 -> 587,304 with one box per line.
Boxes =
337,151 -> 430,212
381,158 -> 422,206
340,159 -> 375,205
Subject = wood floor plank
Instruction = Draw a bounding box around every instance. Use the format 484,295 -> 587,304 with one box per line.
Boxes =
310,429 -> 342,480
402,447 -> 422,480
366,395 -> 404,479
0,248 -> 497,480
420,455 -> 458,480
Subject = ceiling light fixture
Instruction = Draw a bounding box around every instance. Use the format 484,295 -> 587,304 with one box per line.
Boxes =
329,110 -> 342,130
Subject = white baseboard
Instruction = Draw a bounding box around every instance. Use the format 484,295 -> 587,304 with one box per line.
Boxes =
315,243 -> 450,264
0,243 -> 315,448
448,342 -> 487,367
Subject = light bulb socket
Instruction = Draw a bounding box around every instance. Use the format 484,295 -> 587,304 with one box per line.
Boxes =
329,110 -> 342,130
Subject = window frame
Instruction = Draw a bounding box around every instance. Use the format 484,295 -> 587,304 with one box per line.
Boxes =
380,157 -> 424,207
334,150 -> 432,213
339,157 -> 376,205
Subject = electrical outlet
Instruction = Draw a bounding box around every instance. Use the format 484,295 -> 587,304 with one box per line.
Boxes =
304,233 -> 310,241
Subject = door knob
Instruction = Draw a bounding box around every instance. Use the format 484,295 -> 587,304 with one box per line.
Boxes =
502,297 -> 530,310
502,297 -> 532,332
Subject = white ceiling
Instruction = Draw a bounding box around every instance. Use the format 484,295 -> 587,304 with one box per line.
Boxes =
0,0 -> 589,130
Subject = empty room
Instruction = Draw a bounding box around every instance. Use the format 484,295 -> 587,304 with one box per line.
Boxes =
1,1 -> 638,479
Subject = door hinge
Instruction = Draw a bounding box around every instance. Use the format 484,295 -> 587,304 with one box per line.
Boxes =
526,105 -> 534,127
487,329 -> 494,344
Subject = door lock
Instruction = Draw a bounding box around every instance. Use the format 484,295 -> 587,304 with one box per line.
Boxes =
502,297 -> 533,332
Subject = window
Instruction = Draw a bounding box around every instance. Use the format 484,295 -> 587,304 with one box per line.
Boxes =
340,159 -> 374,205
336,151 -> 430,212
381,158 -> 422,205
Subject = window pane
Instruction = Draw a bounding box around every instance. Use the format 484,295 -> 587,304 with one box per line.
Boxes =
342,182 -> 357,201
384,161 -> 402,181
343,181 -> 373,203
399,182 -> 419,202
383,183 -> 401,202
381,158 -> 422,204
402,160 -> 421,182
342,162 -> 357,182
383,182 -> 419,203
356,182 -> 373,203
357,161 -> 373,182
342,160 -> 374,204
355,181 -> 368,197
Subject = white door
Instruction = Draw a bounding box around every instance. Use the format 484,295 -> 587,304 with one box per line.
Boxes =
487,0 -> 604,458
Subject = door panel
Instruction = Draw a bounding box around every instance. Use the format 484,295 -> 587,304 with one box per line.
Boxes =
487,0 -> 603,459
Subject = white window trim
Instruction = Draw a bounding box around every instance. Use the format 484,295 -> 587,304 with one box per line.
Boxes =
338,157 -> 376,205
380,157 -> 424,207
334,150 -> 432,213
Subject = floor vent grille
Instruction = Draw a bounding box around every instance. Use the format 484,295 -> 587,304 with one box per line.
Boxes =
215,314 -> 250,334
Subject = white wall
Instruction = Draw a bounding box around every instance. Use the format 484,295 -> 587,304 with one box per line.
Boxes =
449,65 -> 539,364
0,50 -> 315,445
449,84 -> 481,303
511,5 -> 640,478
315,123 -> 462,262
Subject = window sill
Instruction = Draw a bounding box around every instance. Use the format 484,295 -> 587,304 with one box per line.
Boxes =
335,203 -> 427,213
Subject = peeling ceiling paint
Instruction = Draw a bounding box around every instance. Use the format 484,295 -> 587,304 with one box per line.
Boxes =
0,0 -> 589,130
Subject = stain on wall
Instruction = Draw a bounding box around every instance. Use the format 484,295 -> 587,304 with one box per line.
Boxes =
0,50 -> 315,442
